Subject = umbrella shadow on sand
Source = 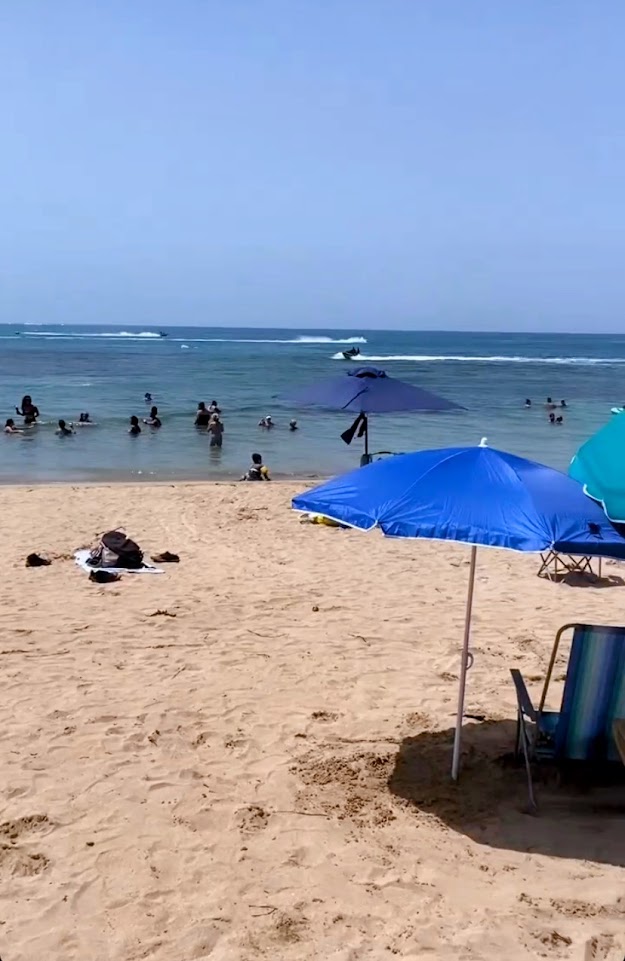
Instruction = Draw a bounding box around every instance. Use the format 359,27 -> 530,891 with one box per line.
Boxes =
387,719 -> 625,868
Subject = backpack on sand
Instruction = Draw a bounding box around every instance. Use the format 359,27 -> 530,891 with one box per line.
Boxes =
88,530 -> 144,569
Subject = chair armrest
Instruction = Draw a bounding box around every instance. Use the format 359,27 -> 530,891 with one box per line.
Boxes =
510,668 -> 538,721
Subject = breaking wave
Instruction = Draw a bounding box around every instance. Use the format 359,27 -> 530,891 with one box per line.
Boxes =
21,330 -> 163,339
18,331 -> 366,344
331,353 -> 625,365
168,335 -> 368,344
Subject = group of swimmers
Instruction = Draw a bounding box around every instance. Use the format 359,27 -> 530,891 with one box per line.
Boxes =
4,396 -> 98,435
524,397 -> 567,425
258,415 -> 298,431
5,392 -> 301,449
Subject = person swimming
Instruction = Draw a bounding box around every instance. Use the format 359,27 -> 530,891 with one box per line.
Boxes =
143,406 -> 162,428
56,419 -> 74,436
549,412 -> 556,424
241,452 -> 271,481
144,392 -> 153,404
556,415 -> 563,424
208,400 -> 221,415
77,412 -> 96,425
16,395 -> 40,424
129,415 -> 142,435
195,402 -> 210,427
258,415 -> 273,429
4,418 -> 23,434
289,419 -> 299,431
524,399 -> 531,408
545,397 -> 556,410
560,399 -> 567,408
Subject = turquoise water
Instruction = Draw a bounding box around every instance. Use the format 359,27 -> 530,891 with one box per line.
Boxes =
1,324 -> 624,482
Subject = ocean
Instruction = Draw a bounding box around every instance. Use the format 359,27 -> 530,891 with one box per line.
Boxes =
1,324 -> 623,482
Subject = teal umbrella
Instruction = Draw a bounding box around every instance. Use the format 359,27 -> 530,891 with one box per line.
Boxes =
570,412 -> 625,523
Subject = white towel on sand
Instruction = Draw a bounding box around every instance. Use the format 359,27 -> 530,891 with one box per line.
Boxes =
74,549 -> 164,575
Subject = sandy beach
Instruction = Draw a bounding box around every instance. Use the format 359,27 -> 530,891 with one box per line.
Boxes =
1,481 -> 624,961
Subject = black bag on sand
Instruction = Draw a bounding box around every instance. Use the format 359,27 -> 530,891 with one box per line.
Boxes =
88,530 -> 144,569
89,570 -> 121,584
25,553 -> 51,567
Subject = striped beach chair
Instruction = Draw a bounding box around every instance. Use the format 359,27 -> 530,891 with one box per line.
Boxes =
510,623 -> 625,809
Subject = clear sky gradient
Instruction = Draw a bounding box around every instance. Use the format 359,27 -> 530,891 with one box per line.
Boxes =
2,2 -> 624,331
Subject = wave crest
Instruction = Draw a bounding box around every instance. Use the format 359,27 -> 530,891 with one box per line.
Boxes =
331,352 -> 625,365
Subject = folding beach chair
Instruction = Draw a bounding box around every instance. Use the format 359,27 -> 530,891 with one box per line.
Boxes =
510,623 -> 625,809
537,551 -> 599,581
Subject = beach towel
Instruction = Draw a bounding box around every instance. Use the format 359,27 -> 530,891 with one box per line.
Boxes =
74,549 -> 164,575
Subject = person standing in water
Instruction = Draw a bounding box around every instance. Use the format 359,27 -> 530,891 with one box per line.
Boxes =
195,402 -> 210,427
207,413 -> 224,448
143,406 -> 162,428
129,415 -> 142,435
15,395 -> 40,424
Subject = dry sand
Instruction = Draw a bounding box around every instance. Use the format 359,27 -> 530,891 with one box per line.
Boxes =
1,482 -> 624,961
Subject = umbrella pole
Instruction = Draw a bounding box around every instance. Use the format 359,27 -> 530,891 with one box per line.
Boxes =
451,545 -> 477,781
364,416 -> 369,458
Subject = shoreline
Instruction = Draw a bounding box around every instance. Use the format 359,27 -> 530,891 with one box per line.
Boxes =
0,474 -> 325,488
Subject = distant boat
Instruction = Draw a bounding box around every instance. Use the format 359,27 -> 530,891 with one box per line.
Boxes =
342,347 -> 361,360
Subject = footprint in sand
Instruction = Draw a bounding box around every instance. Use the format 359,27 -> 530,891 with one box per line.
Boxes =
584,933 -> 619,960
235,804 -> 269,835
0,814 -> 53,879
0,813 -> 51,842
0,844 -> 49,878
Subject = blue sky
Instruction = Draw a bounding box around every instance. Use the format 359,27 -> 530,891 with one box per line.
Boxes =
1,1 -> 624,331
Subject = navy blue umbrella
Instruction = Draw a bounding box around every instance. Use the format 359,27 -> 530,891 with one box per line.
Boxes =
282,367 -> 464,460
293,442 -> 625,778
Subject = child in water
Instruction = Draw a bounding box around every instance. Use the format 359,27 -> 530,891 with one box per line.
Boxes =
241,452 -> 271,481
56,419 -> 74,436
4,418 -> 23,434
129,415 -> 142,435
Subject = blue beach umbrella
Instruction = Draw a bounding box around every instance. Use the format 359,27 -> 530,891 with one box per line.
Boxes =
570,413 -> 625,523
281,367 -> 464,460
293,442 -> 625,779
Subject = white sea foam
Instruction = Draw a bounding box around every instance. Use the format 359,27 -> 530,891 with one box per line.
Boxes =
21,330 -> 163,339
169,335 -> 368,344
18,331 -> 367,344
331,352 -> 625,365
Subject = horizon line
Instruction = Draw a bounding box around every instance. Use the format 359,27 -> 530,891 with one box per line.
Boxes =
3,322 -> 625,337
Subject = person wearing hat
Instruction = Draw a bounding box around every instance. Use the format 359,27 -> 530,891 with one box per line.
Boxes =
258,415 -> 274,429
289,419 -> 298,431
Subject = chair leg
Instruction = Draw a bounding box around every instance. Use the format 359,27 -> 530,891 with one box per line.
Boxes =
517,714 -> 538,813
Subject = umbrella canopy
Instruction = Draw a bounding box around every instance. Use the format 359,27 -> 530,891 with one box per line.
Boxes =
282,366 -> 465,414
293,444 -> 625,779
570,412 -> 625,523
